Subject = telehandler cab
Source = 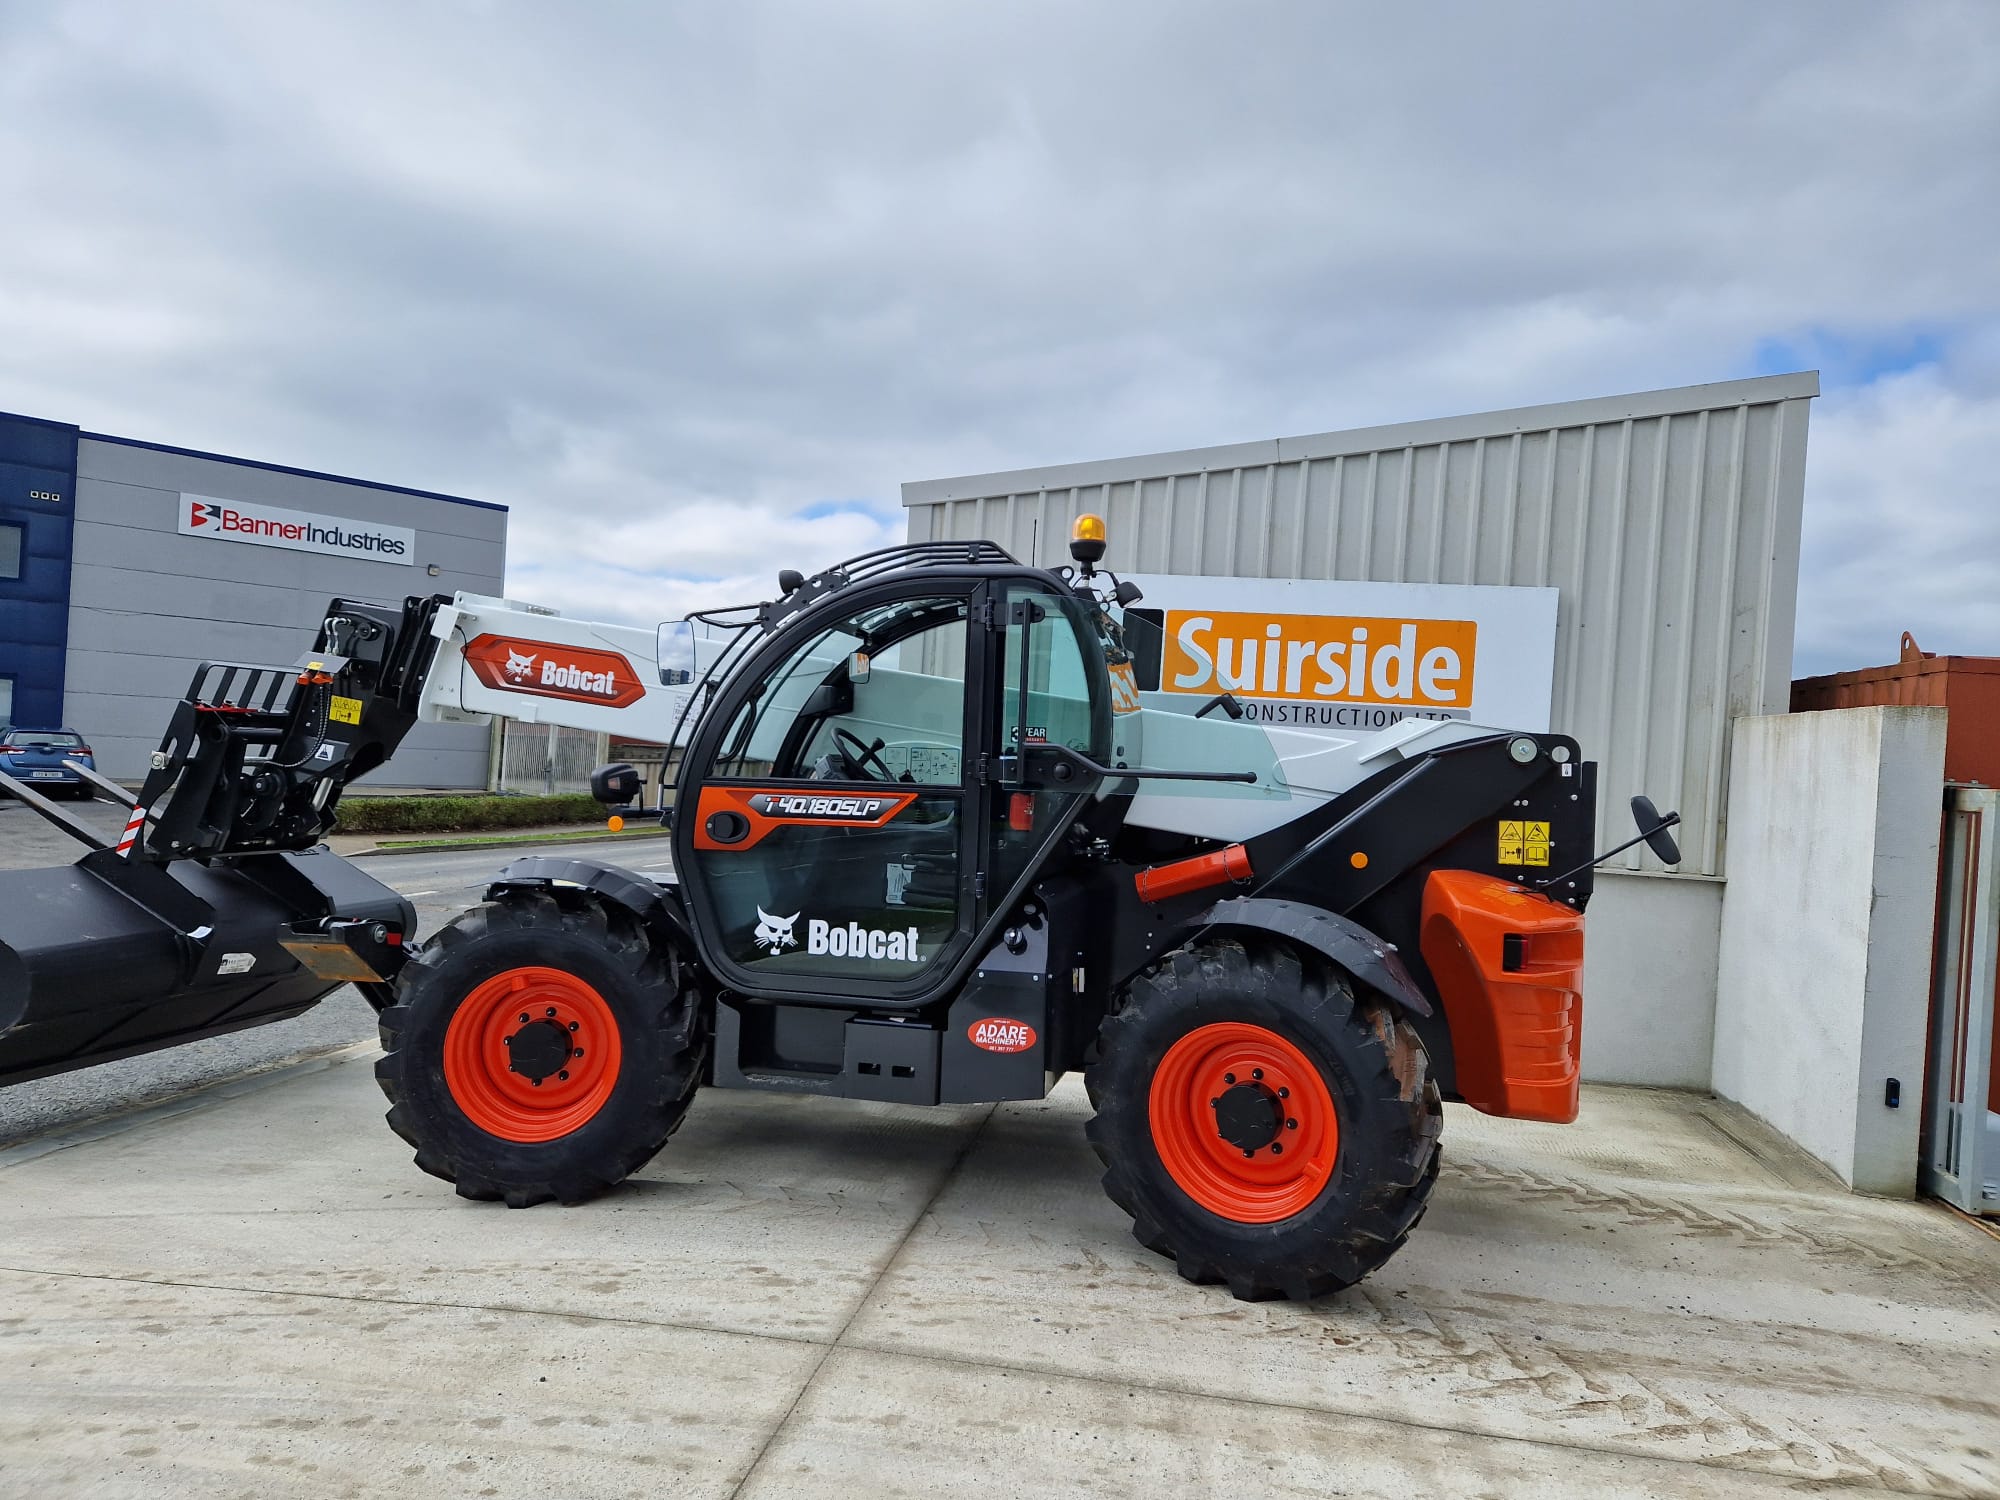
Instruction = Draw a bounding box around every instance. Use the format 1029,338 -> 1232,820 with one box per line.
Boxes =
0,519 -> 1678,1300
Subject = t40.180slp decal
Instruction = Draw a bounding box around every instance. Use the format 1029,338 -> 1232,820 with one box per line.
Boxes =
693,786 -> 919,850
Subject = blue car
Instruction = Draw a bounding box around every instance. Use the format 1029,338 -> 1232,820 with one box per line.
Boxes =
0,727 -> 97,799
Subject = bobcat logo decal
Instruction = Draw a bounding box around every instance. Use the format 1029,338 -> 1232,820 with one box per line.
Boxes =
752,906 -> 799,954
504,649 -> 537,683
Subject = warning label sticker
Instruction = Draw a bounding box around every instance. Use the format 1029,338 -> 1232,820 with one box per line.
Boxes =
328,695 -> 363,725
1498,820 -> 1551,867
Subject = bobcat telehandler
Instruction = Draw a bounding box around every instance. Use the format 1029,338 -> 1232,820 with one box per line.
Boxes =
0,519 -> 1680,1300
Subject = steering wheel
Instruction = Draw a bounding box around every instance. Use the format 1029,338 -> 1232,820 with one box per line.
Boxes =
832,727 -> 894,782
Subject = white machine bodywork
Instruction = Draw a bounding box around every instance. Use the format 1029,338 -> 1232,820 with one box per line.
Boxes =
1114,708 -> 1499,842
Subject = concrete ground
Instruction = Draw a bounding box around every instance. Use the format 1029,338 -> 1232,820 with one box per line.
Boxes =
1,1058 -> 1995,1498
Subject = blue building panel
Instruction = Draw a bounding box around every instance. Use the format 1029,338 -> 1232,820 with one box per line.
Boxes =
0,413 -> 79,727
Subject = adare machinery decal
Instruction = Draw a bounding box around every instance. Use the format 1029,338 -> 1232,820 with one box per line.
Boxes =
462,634 -> 647,708
179,494 -> 415,565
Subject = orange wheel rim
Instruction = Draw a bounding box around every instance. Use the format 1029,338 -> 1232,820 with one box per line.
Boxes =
1148,1022 -> 1338,1223
442,967 -> 623,1143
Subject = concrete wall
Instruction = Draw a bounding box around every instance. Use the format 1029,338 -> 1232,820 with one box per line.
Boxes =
64,435 -> 506,787
1582,872 -> 1723,1089
1712,707 -> 1946,1194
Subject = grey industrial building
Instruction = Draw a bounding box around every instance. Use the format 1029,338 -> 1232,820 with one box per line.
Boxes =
904,372 -> 1818,1094
0,410 -> 505,787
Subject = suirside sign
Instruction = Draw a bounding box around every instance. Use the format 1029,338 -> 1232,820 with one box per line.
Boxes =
178,493 -> 415,566
1123,575 -> 1558,731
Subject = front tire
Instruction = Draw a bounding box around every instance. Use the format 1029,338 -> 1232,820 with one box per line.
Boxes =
1085,937 -> 1441,1301
375,891 -> 705,1207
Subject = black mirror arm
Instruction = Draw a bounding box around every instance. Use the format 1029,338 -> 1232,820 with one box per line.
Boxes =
1195,692 -> 1245,720
1535,811 -> 1682,890
1009,741 -> 1258,786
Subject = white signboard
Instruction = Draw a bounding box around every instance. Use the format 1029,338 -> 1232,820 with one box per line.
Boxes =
1122,574 -> 1558,732
178,493 -> 415,566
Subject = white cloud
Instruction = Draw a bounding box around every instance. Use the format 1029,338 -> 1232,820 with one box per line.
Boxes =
1796,357 -> 2000,675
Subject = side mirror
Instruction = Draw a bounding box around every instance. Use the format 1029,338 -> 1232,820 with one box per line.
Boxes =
1113,579 -> 1145,606
590,762 -> 641,806
847,651 -> 871,685
656,620 -> 697,686
1630,794 -> 1682,865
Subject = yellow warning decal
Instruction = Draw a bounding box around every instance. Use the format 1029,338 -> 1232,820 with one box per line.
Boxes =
328,695 -> 363,726
1498,820 -> 1551,867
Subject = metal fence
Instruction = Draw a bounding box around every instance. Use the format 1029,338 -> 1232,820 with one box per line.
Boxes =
1925,785 -> 2000,1216
495,721 -> 608,797
903,373 -> 1817,876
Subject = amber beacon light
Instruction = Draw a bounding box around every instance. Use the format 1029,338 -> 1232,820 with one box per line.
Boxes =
1070,512 -> 1108,567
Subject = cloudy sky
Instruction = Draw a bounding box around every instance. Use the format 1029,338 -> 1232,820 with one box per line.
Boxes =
3,2 -> 1995,675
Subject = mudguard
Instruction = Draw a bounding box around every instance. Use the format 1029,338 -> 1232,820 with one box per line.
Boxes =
483,855 -> 696,957
1192,896 -> 1433,1018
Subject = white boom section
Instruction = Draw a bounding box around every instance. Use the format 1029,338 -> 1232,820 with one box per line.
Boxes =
412,590 -> 1518,845
418,592 -> 698,741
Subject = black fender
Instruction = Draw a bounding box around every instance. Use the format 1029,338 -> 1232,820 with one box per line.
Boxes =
1190,896 -> 1432,1019
483,856 -> 699,965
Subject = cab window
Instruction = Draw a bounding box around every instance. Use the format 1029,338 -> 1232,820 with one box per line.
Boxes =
711,597 -> 967,784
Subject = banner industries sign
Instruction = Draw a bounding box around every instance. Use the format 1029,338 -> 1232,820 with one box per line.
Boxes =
1122,574 -> 1558,731
178,493 -> 415,566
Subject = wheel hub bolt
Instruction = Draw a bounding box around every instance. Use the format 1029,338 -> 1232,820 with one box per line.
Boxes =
1251,1068 -> 1263,1080
1223,1072 -> 1236,1085
1271,1143 -> 1284,1155
518,1013 -> 529,1024
1286,1118 -> 1297,1130
569,1021 -> 580,1032
1278,1086 -> 1289,1099
545,1007 -> 557,1018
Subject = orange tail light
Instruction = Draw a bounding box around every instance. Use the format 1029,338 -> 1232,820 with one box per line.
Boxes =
1420,870 -> 1584,1124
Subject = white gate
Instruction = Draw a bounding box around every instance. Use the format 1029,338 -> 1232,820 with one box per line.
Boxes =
1924,786 -> 2000,1215
495,721 -> 607,797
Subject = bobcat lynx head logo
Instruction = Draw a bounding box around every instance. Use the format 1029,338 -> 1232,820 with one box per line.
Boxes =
504,649 -> 537,682
752,907 -> 799,954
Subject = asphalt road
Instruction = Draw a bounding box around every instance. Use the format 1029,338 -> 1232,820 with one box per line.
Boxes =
0,796 -> 675,1147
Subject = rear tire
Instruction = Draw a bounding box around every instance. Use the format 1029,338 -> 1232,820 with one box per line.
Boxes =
1085,937 -> 1441,1301
375,891 -> 706,1207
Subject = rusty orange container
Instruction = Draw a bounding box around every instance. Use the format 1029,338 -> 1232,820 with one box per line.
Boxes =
1794,633 -> 2000,1115
1792,633 -> 2000,787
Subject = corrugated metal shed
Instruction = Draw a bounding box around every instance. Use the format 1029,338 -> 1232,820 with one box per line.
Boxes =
904,373 -> 1817,876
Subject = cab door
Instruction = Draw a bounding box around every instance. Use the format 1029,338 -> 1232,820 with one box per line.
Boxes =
674,587 -> 984,1001
981,580 -> 1113,919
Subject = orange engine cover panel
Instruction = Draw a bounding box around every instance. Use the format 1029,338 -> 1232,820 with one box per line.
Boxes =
1420,869 -> 1584,1124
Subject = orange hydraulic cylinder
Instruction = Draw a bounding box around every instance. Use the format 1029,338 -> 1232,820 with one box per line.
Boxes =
1133,844 -> 1253,903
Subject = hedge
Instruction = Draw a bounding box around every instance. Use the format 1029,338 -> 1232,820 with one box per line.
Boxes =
332,793 -> 606,834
